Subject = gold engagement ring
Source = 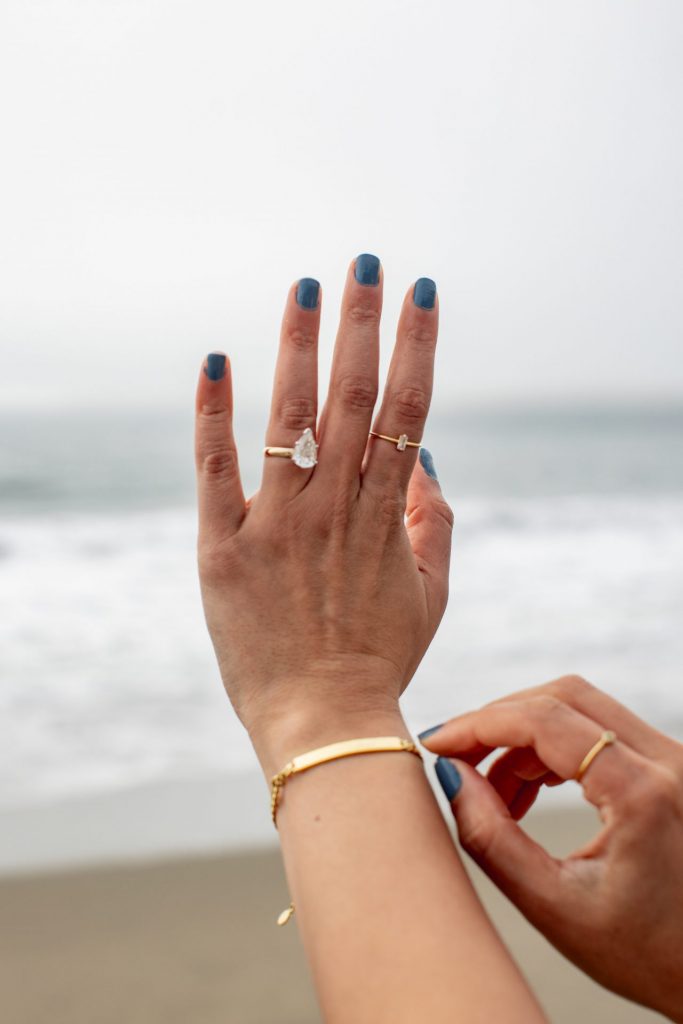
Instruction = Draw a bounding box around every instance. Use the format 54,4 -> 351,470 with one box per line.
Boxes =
263,427 -> 318,468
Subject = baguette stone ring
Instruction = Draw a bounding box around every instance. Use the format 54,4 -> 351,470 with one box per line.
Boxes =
263,427 -> 318,468
369,430 -> 422,452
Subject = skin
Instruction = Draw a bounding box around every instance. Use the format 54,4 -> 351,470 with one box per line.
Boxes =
194,258 -> 547,1023
422,675 -> 683,1022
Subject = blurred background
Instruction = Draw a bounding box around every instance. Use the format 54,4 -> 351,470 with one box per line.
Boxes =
1,2 -> 681,1022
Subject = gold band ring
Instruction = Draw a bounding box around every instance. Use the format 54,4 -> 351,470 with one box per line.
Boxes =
369,430 -> 421,452
575,730 -> 617,782
263,428 -> 318,468
263,447 -> 293,458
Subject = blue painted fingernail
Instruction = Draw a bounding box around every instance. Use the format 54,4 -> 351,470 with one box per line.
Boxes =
418,723 -> 444,741
355,253 -> 380,287
435,757 -> 462,801
296,278 -> 320,310
419,448 -> 438,481
414,277 -> 436,310
204,353 -> 226,381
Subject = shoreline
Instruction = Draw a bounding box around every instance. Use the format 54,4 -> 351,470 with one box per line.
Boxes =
0,763 -> 592,878
0,770 -> 274,876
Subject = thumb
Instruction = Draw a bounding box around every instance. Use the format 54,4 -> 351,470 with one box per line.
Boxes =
438,758 -> 566,928
406,449 -> 453,617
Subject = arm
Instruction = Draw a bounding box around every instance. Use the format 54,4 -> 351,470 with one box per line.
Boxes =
421,675 -> 683,1022
251,704 -> 545,1023
194,255 -> 546,1023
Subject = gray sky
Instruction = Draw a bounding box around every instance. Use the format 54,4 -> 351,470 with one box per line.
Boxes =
1,0 -> 682,413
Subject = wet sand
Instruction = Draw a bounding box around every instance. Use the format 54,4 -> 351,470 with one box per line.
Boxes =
0,806 -> 666,1023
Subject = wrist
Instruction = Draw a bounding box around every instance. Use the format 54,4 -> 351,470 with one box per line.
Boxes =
248,697 -> 408,780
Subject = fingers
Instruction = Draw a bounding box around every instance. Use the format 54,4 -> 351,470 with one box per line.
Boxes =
488,675 -> 673,760
262,278 -> 321,500
362,278 -> 438,498
422,697 -> 645,810
314,255 -> 382,491
405,449 -> 454,622
440,760 -> 566,918
487,747 -> 557,820
195,353 -> 245,545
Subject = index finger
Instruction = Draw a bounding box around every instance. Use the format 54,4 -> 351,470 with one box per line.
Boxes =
486,675 -> 672,760
423,696 -> 644,809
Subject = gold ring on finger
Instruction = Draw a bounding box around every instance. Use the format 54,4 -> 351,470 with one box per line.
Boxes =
369,430 -> 422,452
575,730 -> 617,783
263,427 -> 318,468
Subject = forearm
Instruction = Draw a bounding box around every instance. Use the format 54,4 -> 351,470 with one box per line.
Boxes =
252,704 -> 547,1024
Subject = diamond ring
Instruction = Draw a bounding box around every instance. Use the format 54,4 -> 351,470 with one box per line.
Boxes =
368,430 -> 422,452
263,427 -> 318,468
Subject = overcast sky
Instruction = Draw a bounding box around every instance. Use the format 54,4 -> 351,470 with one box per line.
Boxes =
1,0 -> 681,413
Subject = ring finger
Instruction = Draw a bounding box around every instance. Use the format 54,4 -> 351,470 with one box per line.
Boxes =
261,277 -> 321,500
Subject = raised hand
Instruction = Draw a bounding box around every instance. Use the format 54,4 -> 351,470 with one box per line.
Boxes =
194,257 -> 453,775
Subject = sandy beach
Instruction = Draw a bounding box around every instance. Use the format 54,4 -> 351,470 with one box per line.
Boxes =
1,805 -> 666,1024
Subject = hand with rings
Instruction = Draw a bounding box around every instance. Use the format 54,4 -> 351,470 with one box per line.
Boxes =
194,256 -> 452,776
420,675 -> 683,1022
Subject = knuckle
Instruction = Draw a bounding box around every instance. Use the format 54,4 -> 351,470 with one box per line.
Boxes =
406,324 -> 437,350
431,497 -> 455,530
285,325 -> 317,352
338,373 -> 378,411
458,815 -> 489,855
553,674 -> 593,701
198,403 -> 229,421
373,491 -> 405,528
641,765 -> 681,814
325,488 -> 356,533
531,695 -> 565,722
197,538 -> 242,585
201,447 -> 239,480
458,810 -> 503,861
392,385 -> 430,423
346,303 -> 381,327
277,396 -> 316,432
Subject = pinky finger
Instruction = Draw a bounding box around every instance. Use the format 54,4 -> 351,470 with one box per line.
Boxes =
195,352 -> 246,545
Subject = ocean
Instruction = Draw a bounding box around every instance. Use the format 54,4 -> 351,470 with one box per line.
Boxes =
2,406 -> 683,818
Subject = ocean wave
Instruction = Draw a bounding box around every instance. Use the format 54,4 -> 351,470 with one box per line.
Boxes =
2,495 -> 682,808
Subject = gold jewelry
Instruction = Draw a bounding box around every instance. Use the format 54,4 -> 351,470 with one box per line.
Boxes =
575,729 -> 617,782
271,736 -> 422,826
263,427 -> 318,468
368,430 -> 421,452
263,447 -> 293,458
271,735 -> 422,927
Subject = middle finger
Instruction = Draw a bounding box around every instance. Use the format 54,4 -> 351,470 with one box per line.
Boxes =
314,254 -> 383,492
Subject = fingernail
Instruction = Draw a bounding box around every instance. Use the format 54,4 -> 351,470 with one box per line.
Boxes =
296,278 -> 320,310
204,353 -> 226,381
355,253 -> 380,287
418,723 -> 444,741
435,757 -> 462,801
419,448 -> 438,481
414,277 -> 436,310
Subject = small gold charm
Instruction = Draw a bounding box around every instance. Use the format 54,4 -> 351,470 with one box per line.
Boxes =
277,902 -> 295,926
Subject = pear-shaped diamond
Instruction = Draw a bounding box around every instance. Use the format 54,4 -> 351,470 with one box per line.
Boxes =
292,427 -> 318,468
